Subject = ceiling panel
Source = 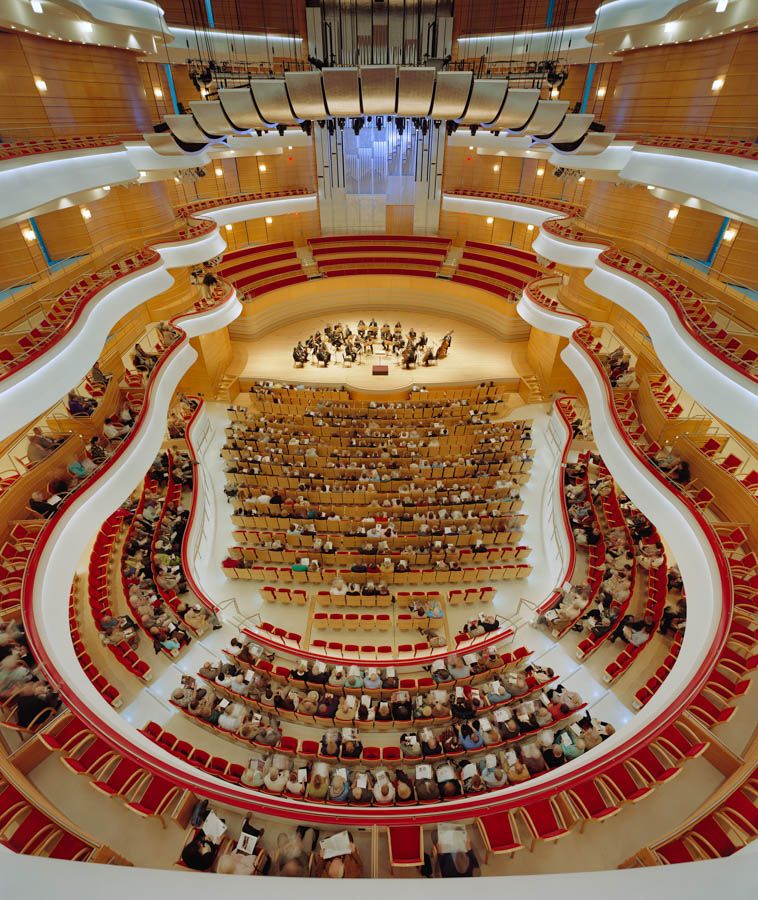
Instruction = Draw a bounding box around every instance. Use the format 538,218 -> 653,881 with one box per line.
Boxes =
322,68 -> 361,116
430,71 -> 473,119
359,66 -> 398,116
285,71 -> 328,119
456,79 -> 508,125
396,67 -> 436,116
218,88 -> 271,131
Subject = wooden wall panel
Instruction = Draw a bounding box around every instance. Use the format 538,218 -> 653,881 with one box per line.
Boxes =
0,33 -> 154,140
0,34 -> 50,138
452,0 -> 597,37
438,211 -> 537,252
159,0 -> 306,35
599,33 -> 758,138
712,223 -> 758,290
0,223 -> 49,291
386,205 -> 415,233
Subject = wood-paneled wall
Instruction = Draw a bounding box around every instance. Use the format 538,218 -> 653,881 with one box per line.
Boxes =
0,32 -> 154,140
598,33 -> 758,138
159,0 -> 307,35
452,0 -> 597,37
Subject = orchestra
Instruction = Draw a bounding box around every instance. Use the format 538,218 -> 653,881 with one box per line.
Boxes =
292,321 -> 453,369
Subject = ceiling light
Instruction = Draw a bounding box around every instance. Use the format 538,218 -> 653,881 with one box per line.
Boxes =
80,21 -> 93,33
259,164 -> 267,172
550,88 -> 560,99
153,87 -> 163,98
596,86 -> 606,98
80,207 -> 92,220
468,145 -> 474,150
139,170 -> 146,177
711,78 -> 724,91
647,184 -> 655,190
667,207 -> 679,221
288,145 -> 293,150
536,167 -> 545,176
34,78 -> 47,92
22,227 -> 36,242
723,228 -> 737,242
102,185 -> 110,191
578,175 -> 586,183
265,216 -> 273,225
173,176 -> 181,183
486,216 -> 494,225
214,166 -> 223,177
225,223 -> 233,231
716,0 -> 728,11
493,164 -> 500,172
31,1 -> 43,13
527,224 -> 534,232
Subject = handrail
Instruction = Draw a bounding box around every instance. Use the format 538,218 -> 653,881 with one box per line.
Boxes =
450,189 -> 757,386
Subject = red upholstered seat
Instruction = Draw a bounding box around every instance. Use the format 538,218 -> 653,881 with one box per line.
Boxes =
656,837 -> 698,864
477,811 -> 524,854
568,781 -> 620,822
599,763 -> 653,803
46,831 -> 94,861
91,758 -> 146,797
519,799 -> 569,844
655,723 -> 708,760
387,825 -> 424,866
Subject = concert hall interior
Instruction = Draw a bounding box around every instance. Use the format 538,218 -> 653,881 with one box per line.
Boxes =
0,1 -> 756,898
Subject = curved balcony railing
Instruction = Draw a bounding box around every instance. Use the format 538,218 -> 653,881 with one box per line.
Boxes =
447,190 -> 757,438
518,277 -> 735,713
14,322 -> 738,829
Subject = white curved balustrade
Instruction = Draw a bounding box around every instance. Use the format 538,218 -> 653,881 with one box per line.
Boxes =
450,190 -> 757,439
0,226 -> 226,441
584,262 -> 758,442
516,289 -> 731,732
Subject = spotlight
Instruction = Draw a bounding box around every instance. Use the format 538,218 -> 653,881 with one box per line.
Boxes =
80,207 -> 92,220
301,121 -> 312,134
34,78 -> 47,92
276,124 -> 286,136
723,228 -> 737,242
352,117 -> 364,136
420,119 -> 429,136
536,167 -> 545,176
259,164 -> 267,172
265,216 -> 273,225
469,124 -> 478,136
486,217 -> 494,225
22,227 -> 36,242
376,116 -> 383,132
225,223 -> 233,231
396,117 -> 405,135
153,86 -> 163,98
327,120 -> 335,135
337,118 -> 346,129
667,207 -> 679,220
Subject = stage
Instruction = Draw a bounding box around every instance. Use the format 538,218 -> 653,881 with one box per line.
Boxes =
230,312 -> 530,391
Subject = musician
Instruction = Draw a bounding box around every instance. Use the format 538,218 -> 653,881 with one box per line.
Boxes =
357,320 -> 366,337
422,347 -> 435,367
344,341 -> 357,363
381,323 -> 391,341
418,332 -> 428,348
293,342 -> 308,366
408,328 -> 417,341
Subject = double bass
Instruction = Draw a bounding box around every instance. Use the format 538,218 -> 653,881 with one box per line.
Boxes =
436,332 -> 453,360
401,339 -> 417,369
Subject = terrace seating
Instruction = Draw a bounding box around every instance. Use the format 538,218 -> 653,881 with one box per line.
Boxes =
307,235 -> 450,278
217,241 -> 307,299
